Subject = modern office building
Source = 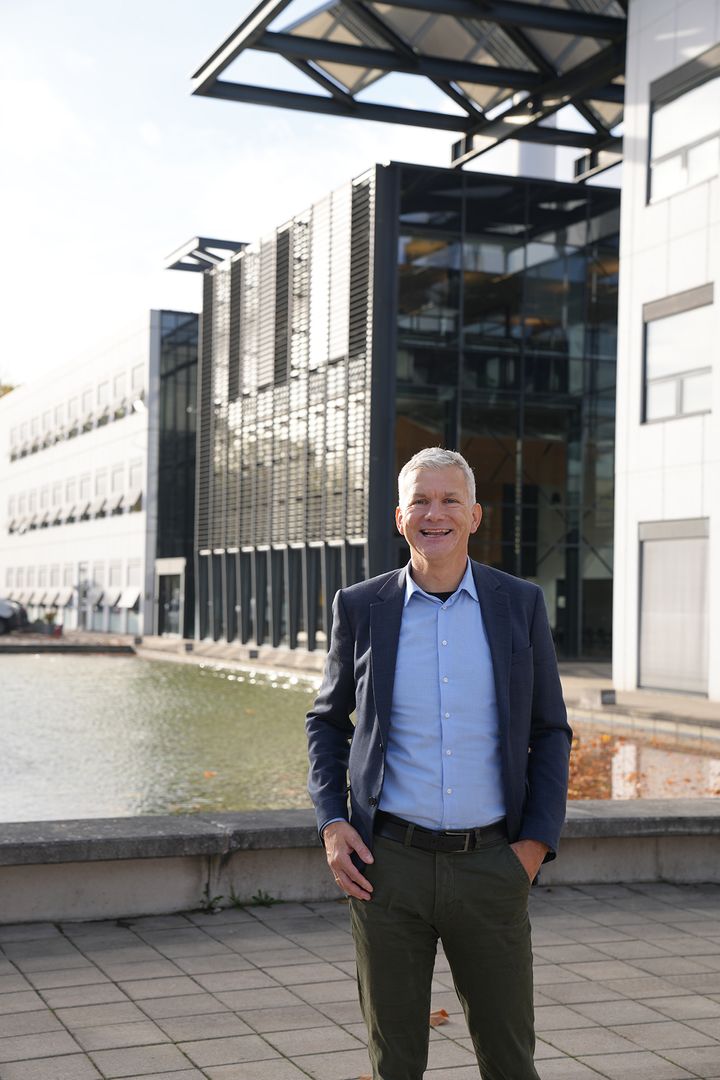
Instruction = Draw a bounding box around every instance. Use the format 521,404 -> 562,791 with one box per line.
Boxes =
0,310 -> 198,637
195,163 -> 619,658
612,0 -> 720,699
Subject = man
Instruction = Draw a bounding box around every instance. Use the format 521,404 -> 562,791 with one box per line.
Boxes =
306,447 -> 571,1080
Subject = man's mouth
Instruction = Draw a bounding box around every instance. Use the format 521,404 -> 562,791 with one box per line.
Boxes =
421,529 -> 451,536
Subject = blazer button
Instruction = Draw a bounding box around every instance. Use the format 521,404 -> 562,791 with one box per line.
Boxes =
368,797 -> 378,807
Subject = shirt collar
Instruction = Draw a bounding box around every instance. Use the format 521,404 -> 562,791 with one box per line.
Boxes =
404,558 -> 478,607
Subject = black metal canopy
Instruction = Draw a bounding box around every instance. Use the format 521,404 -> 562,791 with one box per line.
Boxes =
192,0 -> 626,179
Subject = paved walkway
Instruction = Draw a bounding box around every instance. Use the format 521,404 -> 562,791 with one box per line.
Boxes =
1,884 -> 720,1079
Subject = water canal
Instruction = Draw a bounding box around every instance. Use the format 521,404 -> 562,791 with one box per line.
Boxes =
2,654 -> 718,821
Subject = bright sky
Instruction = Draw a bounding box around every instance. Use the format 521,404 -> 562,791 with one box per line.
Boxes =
0,0 -> 454,387
1,0 -> 617,389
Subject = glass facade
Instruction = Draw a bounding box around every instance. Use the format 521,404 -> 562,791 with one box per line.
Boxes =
392,166 -> 619,658
194,163 -> 619,659
157,311 -> 199,638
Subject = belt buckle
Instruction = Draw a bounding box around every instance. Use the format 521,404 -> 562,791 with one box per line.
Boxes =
446,829 -> 475,853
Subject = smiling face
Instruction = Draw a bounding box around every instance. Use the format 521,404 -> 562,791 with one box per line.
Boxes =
395,465 -> 482,579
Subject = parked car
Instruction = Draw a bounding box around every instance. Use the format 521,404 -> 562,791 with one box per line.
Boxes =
0,598 -> 29,635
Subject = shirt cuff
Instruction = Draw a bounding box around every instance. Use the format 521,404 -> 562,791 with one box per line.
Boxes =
319,817 -> 347,840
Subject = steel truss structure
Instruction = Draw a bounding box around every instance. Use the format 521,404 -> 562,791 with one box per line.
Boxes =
192,0 -> 626,179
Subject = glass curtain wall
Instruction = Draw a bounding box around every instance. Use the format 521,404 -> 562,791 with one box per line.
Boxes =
393,166 -> 619,658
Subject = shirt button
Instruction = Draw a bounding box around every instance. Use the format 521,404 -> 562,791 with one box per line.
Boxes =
446,787 -> 453,794
442,676 -> 448,683
444,712 -> 450,719
446,749 -> 452,756
441,639 -> 448,646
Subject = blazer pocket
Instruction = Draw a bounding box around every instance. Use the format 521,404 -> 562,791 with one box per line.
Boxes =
510,644 -> 533,665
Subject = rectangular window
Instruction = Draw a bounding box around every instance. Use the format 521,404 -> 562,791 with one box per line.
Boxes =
31,417 -> 40,437
50,565 -> 60,587
113,373 -> 126,399
52,482 -> 62,506
8,495 -> 15,517
81,389 -> 93,415
26,567 -> 35,587
68,397 -> 79,420
97,382 -> 109,407
39,486 -> 49,509
65,479 -> 76,504
127,559 -> 142,586
649,46 -> 720,202
95,471 -> 107,496
10,427 -> 17,448
54,405 -> 64,427
18,494 -> 26,514
131,363 -> 145,392
16,568 -> 24,588
38,566 -> 48,587
42,411 -> 52,432
643,287 -> 713,421
28,491 -> 37,512
128,460 -> 144,488
111,465 -> 124,492
63,564 -> 73,587
108,562 -> 122,587
79,475 -> 91,500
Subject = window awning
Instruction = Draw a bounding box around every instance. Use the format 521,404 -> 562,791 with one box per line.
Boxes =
5,589 -> 15,601
105,588 -> 123,608
109,491 -> 124,512
8,519 -> 17,532
78,500 -> 92,518
39,511 -> 50,526
88,588 -> 104,606
36,590 -> 49,605
26,590 -> 38,604
90,495 -> 107,516
45,590 -> 61,606
52,507 -> 64,524
64,504 -> 77,522
16,590 -> 28,604
118,587 -> 141,609
124,489 -> 142,511
56,587 -> 74,607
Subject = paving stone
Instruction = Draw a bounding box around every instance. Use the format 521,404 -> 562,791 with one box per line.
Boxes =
290,1047 -> 372,1080
611,1018 -> 715,1050
532,966 -> 586,986
173,955 -> 252,976
534,1005 -> 599,1030
264,963 -> 351,986
592,940 -> 672,960
263,1024 -> 363,1056
0,1054 -> 101,1079
40,983 -> 129,1008
214,988 -> 300,1011
661,1044 -> 720,1072
539,983 -> 625,1005
192,970 -> 278,993
572,1000 -> 667,1025
204,1062 -> 309,1080
631,955 -> 717,976
535,1063 -> 604,1080
241,948 -> 319,968
0,1013 -> 61,1038
139,993 -> 231,1019
130,916 -> 193,931
95,960 -> 184,981
55,1001 -> 148,1028
118,975 -> 200,1000
0,995 -> 45,1016
179,1034 -> 278,1067
156,1013 -> 253,1042
89,1042 -> 193,1077
311,999 -> 364,1024
239,1003 -> 335,1033
127,1074 -> 204,1080
26,968 -> 110,990
541,1026 -> 640,1056
533,945 -> 611,964
73,1019 -> 172,1051
600,976 -> 686,999
577,1050 -> 696,1079
0,927 -> 60,945
85,946 -> 165,966
640,994 -> 720,1020
562,960 -> 646,981
4,954 -> 88,974
186,910 -> 254,927
291,980 -> 360,1005
0,978 -> 31,996
686,1015 -> 720,1037
0,1029 -> 81,1062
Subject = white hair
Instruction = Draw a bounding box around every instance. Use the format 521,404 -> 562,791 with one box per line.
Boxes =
398,448 -> 476,505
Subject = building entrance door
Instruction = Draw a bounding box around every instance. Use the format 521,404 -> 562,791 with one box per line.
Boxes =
158,574 -> 181,636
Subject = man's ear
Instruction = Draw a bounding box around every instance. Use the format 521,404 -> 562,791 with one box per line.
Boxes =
395,505 -> 405,536
470,503 -> 482,534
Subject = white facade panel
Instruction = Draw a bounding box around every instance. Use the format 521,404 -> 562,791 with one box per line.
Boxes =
613,0 -> 720,699
0,314 -> 160,635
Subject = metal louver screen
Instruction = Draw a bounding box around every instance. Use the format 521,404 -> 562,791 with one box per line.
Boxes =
274,229 -> 291,386
196,271 -> 215,548
228,259 -> 243,402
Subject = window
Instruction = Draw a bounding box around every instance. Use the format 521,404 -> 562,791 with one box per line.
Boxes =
5,568 -> 12,588
68,398 -> 79,420
54,405 -> 64,428
18,494 -> 26,514
113,373 -> 126,399
97,382 -> 109,407
42,411 -> 52,432
65,479 -> 76,504
52,482 -> 62,506
81,389 -> 93,416
643,286 -> 713,421
28,491 -> 37,513
8,495 -> 15,517
79,475 -> 91,501
16,568 -> 24,588
40,487 -> 49,510
50,565 -> 60,587
131,363 -> 145,392
38,566 -> 48,587
128,460 -> 143,488
63,564 -> 73,587
26,567 -> 35,587
31,417 -> 40,438
649,47 -> 720,202
111,465 -> 124,492
95,471 -> 107,496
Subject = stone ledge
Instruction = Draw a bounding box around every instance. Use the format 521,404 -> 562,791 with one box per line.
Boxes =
0,801 -> 717,868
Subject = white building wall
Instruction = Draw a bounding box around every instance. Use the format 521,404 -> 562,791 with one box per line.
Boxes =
614,0 -> 720,698
0,314 -> 159,635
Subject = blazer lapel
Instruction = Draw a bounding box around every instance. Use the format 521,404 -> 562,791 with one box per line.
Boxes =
369,568 -> 405,742
472,561 -> 512,728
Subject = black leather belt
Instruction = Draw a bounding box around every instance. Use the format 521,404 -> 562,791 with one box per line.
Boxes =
374,811 -> 507,853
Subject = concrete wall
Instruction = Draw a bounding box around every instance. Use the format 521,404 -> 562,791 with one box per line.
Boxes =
0,804 -> 718,924
613,0 -> 720,697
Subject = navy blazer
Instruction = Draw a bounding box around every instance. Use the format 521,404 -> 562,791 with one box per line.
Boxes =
306,560 -> 572,861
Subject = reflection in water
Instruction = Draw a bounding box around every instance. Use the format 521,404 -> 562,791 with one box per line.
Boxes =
1,655 -> 317,821
569,731 -> 720,800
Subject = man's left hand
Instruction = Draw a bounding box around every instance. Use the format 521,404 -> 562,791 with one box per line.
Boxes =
510,839 -> 549,883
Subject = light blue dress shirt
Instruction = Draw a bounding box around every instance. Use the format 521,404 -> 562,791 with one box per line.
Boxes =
378,559 -> 505,829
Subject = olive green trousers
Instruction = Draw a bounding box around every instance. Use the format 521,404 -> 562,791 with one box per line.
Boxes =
349,835 -> 539,1080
